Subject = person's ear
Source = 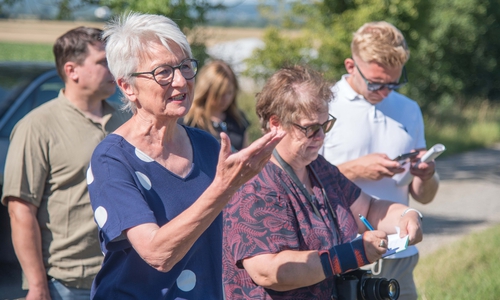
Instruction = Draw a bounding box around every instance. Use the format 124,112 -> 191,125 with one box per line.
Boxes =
345,58 -> 356,75
269,115 -> 283,131
118,78 -> 137,102
64,62 -> 78,82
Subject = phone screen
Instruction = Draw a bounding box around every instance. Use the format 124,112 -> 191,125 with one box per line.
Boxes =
393,152 -> 419,162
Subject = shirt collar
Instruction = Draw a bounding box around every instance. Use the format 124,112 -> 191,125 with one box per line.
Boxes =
336,74 -> 366,102
57,89 -> 117,122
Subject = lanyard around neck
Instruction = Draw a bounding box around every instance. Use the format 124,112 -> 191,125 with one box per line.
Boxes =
272,149 -> 337,222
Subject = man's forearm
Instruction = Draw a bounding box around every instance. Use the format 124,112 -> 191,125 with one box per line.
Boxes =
337,161 -> 360,181
8,199 -> 49,293
410,172 -> 439,204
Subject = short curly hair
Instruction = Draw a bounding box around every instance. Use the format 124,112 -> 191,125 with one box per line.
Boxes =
256,65 -> 333,132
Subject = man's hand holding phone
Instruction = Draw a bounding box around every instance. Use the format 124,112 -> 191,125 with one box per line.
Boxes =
343,153 -> 405,181
392,151 -> 419,165
409,150 -> 436,181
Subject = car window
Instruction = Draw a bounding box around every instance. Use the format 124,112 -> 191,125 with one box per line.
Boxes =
0,64 -> 55,116
107,88 -> 125,106
0,75 -> 63,138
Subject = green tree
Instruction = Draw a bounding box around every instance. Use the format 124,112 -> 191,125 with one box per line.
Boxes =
97,0 -> 227,65
99,0 -> 228,65
1,0 -> 227,62
0,0 -> 99,20
100,0 -> 224,31
246,0 -> 500,111
0,0 -> 16,17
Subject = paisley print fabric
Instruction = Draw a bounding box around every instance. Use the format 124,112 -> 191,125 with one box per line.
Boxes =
222,155 -> 362,299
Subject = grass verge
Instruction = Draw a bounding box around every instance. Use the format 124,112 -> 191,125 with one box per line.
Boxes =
414,224 -> 500,300
425,99 -> 500,157
0,42 -> 53,61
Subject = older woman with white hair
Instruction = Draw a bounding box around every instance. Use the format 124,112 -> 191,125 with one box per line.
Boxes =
86,12 -> 284,299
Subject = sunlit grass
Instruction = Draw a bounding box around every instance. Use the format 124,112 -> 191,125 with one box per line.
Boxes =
0,42 -> 53,61
425,99 -> 500,156
414,224 -> 500,300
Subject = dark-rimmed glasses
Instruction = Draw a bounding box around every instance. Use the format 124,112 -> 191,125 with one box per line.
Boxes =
130,58 -> 198,86
355,63 -> 408,91
292,114 -> 336,138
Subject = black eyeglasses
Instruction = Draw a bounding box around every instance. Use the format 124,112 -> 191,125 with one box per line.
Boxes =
355,63 -> 408,91
292,114 -> 336,138
130,58 -> 198,86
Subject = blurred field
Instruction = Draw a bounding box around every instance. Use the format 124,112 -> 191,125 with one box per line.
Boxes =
0,19 -> 264,46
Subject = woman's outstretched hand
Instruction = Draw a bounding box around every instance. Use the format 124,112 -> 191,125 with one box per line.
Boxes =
215,128 -> 286,196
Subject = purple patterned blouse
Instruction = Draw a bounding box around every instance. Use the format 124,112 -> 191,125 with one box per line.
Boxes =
222,155 -> 362,299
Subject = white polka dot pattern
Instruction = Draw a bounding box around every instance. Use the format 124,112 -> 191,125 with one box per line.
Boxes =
135,148 -> 154,162
176,269 -> 196,292
86,164 -> 94,185
94,206 -> 108,228
135,171 -> 152,190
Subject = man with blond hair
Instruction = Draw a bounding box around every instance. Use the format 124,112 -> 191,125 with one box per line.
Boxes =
320,21 -> 439,299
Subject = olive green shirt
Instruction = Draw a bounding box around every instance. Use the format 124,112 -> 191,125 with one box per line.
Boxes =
2,90 -> 129,289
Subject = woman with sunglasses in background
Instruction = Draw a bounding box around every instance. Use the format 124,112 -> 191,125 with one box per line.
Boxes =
184,60 -> 250,151
222,65 -> 423,299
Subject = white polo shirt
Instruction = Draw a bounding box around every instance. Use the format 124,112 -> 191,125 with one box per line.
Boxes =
319,75 -> 426,258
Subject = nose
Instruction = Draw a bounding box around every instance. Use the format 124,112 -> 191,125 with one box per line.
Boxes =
377,86 -> 392,98
311,127 -> 326,140
170,68 -> 188,87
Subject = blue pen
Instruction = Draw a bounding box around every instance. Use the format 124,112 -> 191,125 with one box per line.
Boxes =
359,214 -> 374,231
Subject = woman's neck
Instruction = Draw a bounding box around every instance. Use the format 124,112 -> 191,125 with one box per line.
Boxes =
271,151 -> 309,183
271,154 -> 314,195
211,111 -> 226,123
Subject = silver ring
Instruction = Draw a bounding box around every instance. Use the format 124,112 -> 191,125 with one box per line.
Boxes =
379,240 -> 387,248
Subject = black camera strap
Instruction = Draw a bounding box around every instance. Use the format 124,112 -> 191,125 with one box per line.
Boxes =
272,149 -> 339,242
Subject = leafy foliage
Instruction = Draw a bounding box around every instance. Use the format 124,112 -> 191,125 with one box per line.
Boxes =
100,0 -> 229,65
0,0 -> 16,17
0,0 -> 229,64
97,0 -> 226,65
247,0 -> 500,111
99,0 -> 225,30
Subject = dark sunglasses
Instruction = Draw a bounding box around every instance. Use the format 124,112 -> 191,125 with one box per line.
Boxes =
355,63 -> 408,91
292,114 -> 336,138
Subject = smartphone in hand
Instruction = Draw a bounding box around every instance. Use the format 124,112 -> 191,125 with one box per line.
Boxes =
392,151 -> 419,163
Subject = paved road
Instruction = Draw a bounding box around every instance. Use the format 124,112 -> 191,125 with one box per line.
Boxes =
1,145 -> 499,299
413,143 -> 500,257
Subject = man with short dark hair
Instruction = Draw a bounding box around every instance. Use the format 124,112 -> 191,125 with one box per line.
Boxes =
320,21 -> 439,299
2,26 -> 129,300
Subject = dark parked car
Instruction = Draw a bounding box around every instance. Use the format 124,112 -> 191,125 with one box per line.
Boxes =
0,61 -> 123,264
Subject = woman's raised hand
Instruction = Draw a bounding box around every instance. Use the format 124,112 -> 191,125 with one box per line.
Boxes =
214,128 -> 286,196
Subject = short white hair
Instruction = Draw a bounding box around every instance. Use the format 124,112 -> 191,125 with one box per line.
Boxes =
103,12 -> 192,113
